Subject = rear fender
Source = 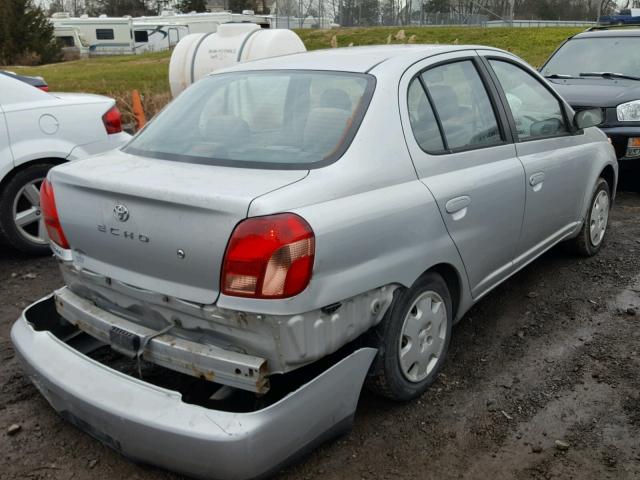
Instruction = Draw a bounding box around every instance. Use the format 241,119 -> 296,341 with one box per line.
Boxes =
10,138 -> 76,167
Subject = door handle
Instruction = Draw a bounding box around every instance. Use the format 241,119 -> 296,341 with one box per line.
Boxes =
529,172 -> 546,187
445,196 -> 471,220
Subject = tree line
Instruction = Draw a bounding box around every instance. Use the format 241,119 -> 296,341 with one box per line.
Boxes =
333,0 -> 620,27
0,0 -> 630,66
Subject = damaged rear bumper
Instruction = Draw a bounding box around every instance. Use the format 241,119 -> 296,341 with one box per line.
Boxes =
11,295 -> 377,480
54,286 -> 270,393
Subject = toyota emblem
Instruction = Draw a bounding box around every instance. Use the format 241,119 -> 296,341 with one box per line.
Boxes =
113,203 -> 130,222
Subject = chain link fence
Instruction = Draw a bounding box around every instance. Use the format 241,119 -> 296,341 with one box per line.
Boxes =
270,0 -> 598,28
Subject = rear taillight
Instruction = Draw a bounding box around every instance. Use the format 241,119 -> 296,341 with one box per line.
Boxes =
40,179 -> 69,249
37,85 -> 49,92
221,213 -> 315,299
102,105 -> 122,135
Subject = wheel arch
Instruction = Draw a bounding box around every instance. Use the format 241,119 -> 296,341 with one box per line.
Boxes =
0,158 -> 66,192
600,164 -> 617,200
422,262 -> 463,322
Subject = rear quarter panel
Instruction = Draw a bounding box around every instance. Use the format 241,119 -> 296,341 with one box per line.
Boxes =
2,96 -> 114,168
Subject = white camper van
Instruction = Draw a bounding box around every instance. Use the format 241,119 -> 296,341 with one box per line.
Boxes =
52,11 -> 272,56
52,25 -> 90,58
52,15 -> 136,55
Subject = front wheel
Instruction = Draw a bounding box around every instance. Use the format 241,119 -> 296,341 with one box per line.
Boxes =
565,177 -> 611,257
0,163 -> 55,255
366,272 -> 453,402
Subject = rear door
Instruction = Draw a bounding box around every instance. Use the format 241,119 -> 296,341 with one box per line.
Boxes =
480,51 -> 591,266
400,51 -> 526,299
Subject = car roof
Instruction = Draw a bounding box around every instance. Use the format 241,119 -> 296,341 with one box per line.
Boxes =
572,28 -> 640,39
220,44 -> 507,74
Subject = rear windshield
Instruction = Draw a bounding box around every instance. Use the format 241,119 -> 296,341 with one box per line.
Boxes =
542,37 -> 640,78
124,71 -> 375,169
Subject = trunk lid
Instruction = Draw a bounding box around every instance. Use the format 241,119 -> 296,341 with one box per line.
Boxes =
50,150 -> 308,304
51,92 -> 114,106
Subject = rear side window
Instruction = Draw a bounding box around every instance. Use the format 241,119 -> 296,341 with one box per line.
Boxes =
96,29 -> 114,40
125,71 -> 375,169
490,60 -> 568,141
421,61 -> 502,151
407,79 -> 445,153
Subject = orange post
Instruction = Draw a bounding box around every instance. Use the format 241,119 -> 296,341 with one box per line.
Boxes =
131,89 -> 146,131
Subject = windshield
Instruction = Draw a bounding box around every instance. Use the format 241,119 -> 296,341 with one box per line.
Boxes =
542,37 -> 640,79
125,71 -> 375,169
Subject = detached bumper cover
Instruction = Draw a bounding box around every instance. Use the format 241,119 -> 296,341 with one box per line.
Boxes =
11,295 -> 377,480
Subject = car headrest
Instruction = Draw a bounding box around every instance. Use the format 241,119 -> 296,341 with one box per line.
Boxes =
303,108 -> 351,157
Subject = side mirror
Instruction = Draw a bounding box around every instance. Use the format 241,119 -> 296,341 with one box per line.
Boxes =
574,108 -> 603,129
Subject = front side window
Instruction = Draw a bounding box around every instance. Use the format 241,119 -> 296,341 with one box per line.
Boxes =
490,60 -> 568,141
96,29 -> 115,40
421,60 -> 502,151
125,71 -> 375,168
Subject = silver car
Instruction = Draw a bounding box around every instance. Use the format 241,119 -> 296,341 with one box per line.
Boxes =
12,45 -> 617,479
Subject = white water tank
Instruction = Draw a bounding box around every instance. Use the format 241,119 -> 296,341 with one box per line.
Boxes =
168,23 -> 306,97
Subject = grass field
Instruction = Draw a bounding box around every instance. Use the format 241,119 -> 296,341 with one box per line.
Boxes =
9,26 -> 583,123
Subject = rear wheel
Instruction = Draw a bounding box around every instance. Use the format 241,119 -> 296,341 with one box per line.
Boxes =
565,177 -> 610,257
0,163 -> 54,255
366,272 -> 452,401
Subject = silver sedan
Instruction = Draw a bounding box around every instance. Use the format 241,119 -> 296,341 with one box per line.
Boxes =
13,45 -> 617,479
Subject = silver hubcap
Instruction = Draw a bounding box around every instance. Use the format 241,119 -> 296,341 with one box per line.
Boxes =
399,291 -> 447,383
12,177 -> 47,245
589,189 -> 609,247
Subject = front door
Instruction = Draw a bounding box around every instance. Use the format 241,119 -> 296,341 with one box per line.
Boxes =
400,52 -> 526,299
481,52 -> 592,266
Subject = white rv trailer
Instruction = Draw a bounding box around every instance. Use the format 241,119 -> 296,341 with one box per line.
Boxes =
51,11 -> 272,56
51,14 -> 136,55
52,25 -> 90,58
134,10 -> 271,33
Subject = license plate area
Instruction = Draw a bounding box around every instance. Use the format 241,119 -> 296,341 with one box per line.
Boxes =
109,326 -> 141,358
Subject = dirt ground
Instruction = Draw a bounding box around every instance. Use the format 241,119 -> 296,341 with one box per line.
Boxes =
1,192 -> 639,480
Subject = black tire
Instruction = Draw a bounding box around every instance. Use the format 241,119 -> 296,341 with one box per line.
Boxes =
0,163 -> 55,255
365,272 -> 453,402
565,178 -> 611,257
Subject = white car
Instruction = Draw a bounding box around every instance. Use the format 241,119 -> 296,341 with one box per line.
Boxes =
0,74 -> 130,254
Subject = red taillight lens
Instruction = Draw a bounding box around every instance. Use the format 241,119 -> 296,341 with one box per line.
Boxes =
37,85 -> 49,92
221,213 -> 315,299
102,105 -> 122,135
40,179 -> 69,249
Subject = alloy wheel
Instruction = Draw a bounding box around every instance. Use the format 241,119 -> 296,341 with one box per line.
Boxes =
12,177 -> 47,246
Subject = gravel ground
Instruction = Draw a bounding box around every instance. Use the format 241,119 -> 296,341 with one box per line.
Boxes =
1,192 -> 639,480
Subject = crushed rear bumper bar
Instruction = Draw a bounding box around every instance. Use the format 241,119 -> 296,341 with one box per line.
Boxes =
54,286 -> 269,393
11,295 -> 377,480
